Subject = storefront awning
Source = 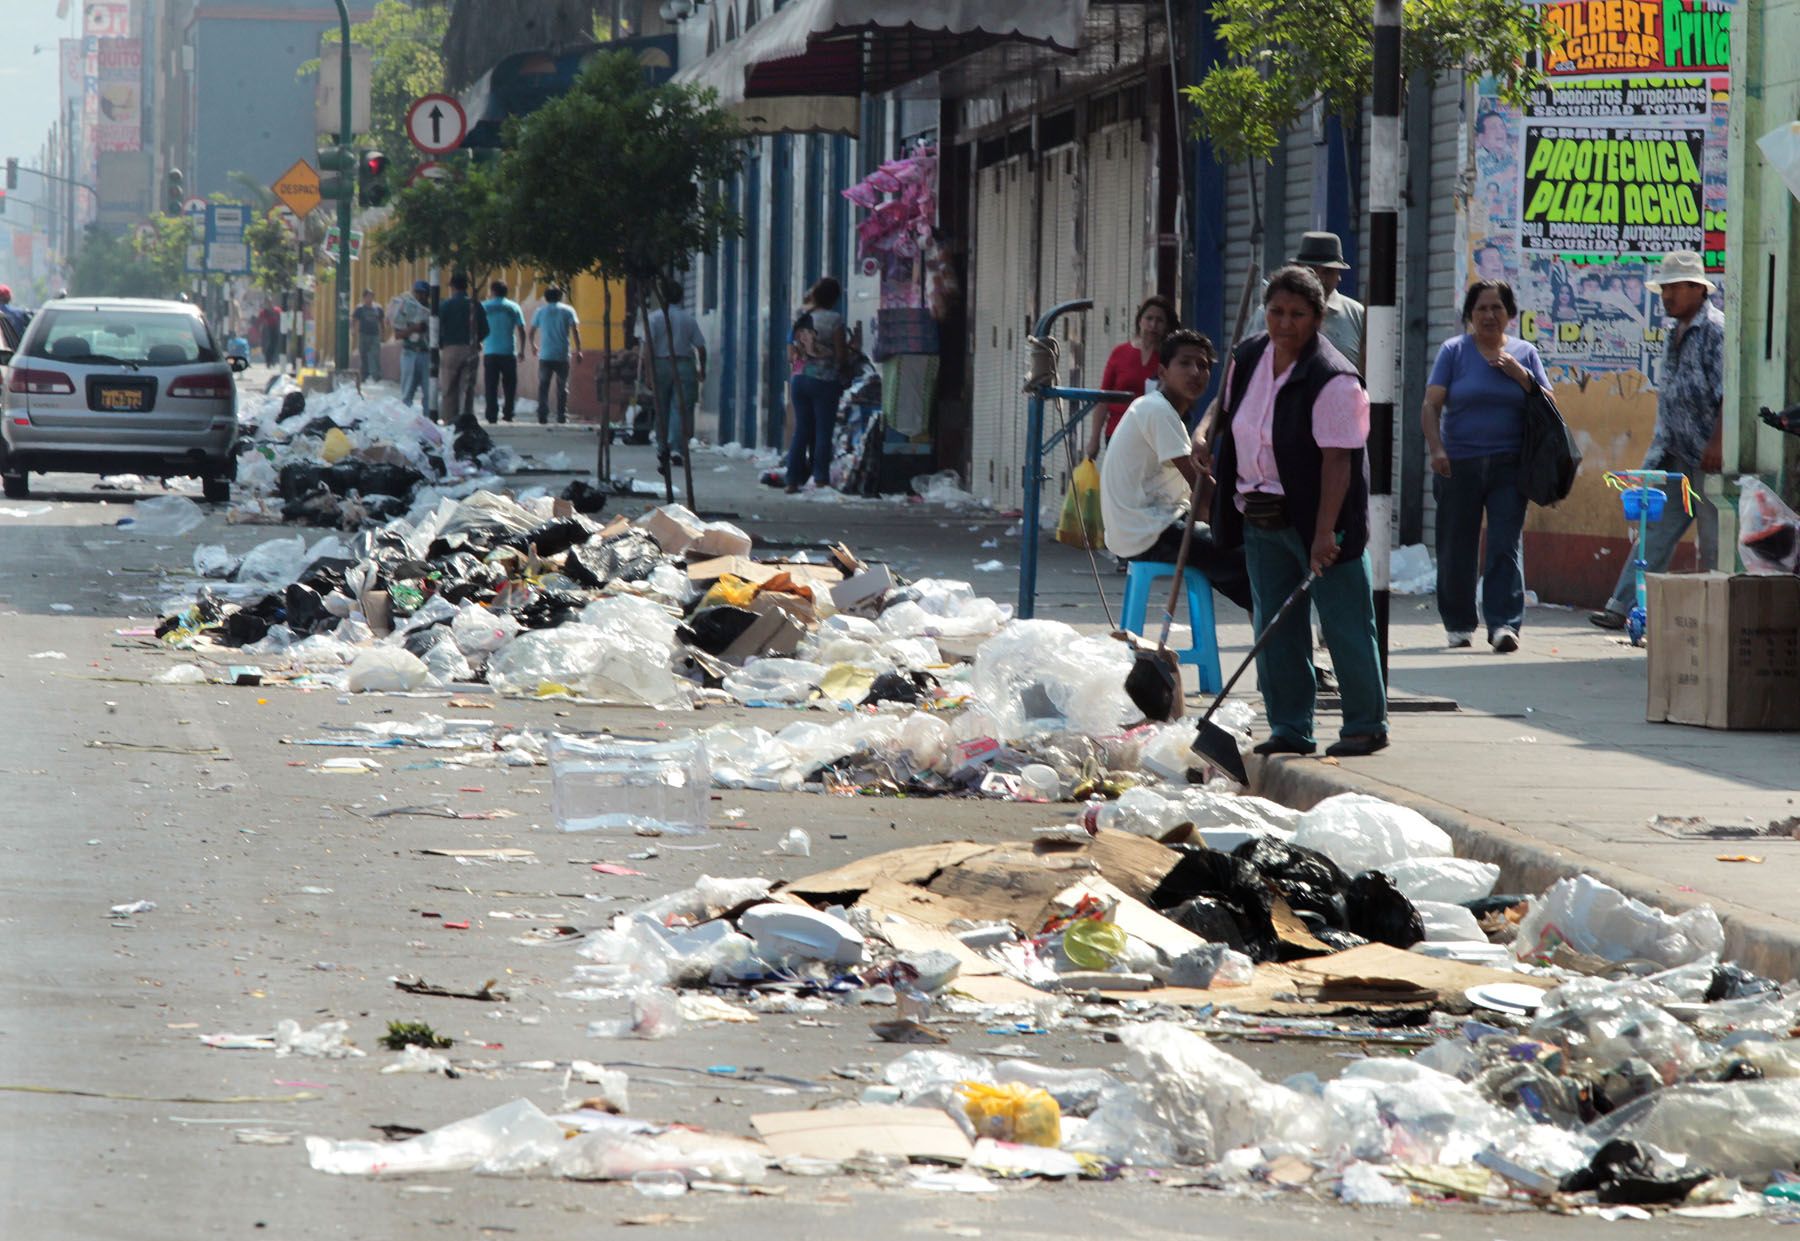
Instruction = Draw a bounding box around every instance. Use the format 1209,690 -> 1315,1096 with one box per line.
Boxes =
674,0 -> 1092,136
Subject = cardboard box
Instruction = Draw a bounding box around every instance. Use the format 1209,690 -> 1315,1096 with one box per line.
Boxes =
720,607 -> 806,663
1646,573 -> 1800,730
830,562 -> 895,612
686,555 -> 843,589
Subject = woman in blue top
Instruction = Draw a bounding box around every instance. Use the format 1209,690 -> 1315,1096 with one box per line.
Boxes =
1420,280 -> 1552,653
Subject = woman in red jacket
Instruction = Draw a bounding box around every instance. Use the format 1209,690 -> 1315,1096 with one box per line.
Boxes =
1083,294 -> 1179,461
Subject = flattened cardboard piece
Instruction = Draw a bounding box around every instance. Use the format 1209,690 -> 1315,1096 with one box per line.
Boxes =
856,875 -> 972,930
1271,897 -> 1333,956
784,841 -> 994,900
1290,942 -> 1544,1006
751,1105 -> 973,1162
830,563 -> 896,612
686,555 -> 844,588
720,607 -> 806,663
870,909 -> 1045,1006
1035,829 -> 1181,902
417,847 -> 535,859
922,844 -> 1103,929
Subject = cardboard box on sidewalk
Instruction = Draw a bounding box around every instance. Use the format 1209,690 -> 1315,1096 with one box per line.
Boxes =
1646,573 -> 1800,730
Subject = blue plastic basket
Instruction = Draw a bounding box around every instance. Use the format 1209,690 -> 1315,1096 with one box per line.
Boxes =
1621,487 -> 1667,522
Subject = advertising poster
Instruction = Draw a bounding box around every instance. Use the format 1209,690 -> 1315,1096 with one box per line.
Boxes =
84,1 -> 130,39
93,39 -> 142,154
1468,0 -> 1732,381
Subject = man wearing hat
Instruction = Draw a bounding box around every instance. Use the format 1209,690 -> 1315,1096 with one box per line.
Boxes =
392,280 -> 435,414
1591,250 -> 1724,629
1292,231 -> 1365,370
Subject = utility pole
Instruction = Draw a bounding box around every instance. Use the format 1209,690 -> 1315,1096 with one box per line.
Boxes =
333,0 -> 354,373
1367,0 -> 1402,680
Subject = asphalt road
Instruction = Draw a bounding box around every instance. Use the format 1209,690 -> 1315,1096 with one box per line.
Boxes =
0,418 -> 1777,1238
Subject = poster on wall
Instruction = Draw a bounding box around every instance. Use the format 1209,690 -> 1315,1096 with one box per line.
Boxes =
1468,0 -> 1732,382
93,39 -> 142,154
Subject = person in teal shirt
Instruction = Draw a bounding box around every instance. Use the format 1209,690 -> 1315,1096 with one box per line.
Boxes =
481,280 -> 527,423
528,285 -> 583,425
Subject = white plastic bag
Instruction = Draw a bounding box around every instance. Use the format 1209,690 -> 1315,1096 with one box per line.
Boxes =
346,647 -> 429,693
722,658 -> 826,705
127,495 -> 205,535
488,623 -> 685,707
450,603 -> 522,655
1115,1022 -> 1325,1164
1512,873 -> 1724,968
307,1098 -> 564,1176
234,535 -> 311,587
1290,793 -> 1452,875
970,619 -> 1137,741
1735,475 -> 1800,574
1381,856 -> 1500,904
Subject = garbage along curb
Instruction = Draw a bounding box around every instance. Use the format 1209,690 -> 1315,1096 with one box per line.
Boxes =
1252,754 -> 1800,983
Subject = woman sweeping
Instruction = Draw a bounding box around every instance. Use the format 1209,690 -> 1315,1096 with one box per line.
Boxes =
1204,265 -> 1388,758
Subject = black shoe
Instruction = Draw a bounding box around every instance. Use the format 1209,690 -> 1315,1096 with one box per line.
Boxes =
486,416 -> 497,425
503,416 -> 514,423
1589,610 -> 1626,630
1325,733 -> 1390,758
1253,736 -> 1315,757
556,416 -> 567,425
670,452 -> 684,466
539,415 -> 548,425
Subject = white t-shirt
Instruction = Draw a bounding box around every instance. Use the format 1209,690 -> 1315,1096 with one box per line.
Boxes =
1100,390 -> 1194,559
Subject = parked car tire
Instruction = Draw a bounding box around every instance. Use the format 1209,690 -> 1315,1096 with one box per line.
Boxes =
2,473 -> 26,499
202,476 -> 230,504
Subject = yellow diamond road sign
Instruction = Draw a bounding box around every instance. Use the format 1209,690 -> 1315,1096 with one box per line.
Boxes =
272,159 -> 322,219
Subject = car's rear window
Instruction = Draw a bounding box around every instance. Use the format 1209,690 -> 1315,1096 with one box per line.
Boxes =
26,308 -> 219,367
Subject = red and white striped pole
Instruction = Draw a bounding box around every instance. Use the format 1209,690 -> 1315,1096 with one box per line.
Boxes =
1367,0 -> 1402,677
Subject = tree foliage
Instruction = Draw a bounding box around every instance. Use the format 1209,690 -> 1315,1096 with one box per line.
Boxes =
440,0 -> 603,91
499,51 -> 745,290
246,213 -> 300,296
371,159 -> 514,282
301,0 -> 450,171
69,216 -> 193,298
1186,0 -> 1556,165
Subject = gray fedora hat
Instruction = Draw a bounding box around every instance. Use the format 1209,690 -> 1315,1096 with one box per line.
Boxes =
1291,231 -> 1351,270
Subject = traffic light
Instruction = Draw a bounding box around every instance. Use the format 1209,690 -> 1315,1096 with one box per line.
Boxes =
358,150 -> 390,207
0,191 -> 7,216
164,167 -> 184,215
317,146 -> 355,201
4,159 -> 17,191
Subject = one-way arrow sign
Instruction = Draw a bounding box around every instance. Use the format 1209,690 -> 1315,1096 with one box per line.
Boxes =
406,93 -> 467,156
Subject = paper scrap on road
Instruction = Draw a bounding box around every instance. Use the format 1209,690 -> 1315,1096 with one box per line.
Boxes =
752,1105 -> 972,1162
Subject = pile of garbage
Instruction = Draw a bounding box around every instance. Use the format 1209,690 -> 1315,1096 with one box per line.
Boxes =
289,785 -> 1800,1215
226,382 -> 516,529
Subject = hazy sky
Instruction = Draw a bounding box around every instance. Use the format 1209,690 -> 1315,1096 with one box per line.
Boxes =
0,2 -> 83,168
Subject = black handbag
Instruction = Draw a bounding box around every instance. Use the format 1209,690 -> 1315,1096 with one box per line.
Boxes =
1518,385 -> 1581,505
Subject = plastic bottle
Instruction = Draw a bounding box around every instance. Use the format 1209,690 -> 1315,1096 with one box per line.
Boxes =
1019,764 -> 1060,802
631,1170 -> 688,1198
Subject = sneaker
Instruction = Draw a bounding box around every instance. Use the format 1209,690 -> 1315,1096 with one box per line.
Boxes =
1491,627 -> 1520,653
1446,630 -> 1474,649
1588,609 -> 1626,630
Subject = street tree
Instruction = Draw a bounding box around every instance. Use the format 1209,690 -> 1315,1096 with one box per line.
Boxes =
440,0 -> 604,90
69,215 -> 191,299
1186,0 -> 1553,166
371,159 -> 514,285
301,0 -> 450,171
499,50 -> 745,497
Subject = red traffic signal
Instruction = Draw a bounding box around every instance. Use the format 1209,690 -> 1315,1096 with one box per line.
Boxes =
358,151 -> 390,207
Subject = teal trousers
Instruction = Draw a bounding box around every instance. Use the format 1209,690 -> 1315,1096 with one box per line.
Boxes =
1243,523 -> 1388,746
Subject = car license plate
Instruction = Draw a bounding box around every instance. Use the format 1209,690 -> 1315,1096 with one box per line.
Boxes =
98,386 -> 147,411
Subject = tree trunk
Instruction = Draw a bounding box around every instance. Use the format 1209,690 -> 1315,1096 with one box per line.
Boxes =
442,0 -> 601,91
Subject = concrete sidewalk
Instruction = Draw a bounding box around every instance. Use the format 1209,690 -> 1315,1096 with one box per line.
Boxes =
507,426 -> 1800,977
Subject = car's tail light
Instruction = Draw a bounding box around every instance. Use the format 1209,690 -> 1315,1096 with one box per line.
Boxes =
168,373 -> 233,399
7,368 -> 76,395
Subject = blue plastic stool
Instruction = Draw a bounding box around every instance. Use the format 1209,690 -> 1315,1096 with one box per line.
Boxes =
1120,560 -> 1223,694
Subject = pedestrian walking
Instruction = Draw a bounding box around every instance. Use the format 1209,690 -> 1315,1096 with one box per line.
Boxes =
1084,295 -> 1178,461
640,278 -> 706,470
392,280 -> 434,414
257,303 -> 282,367
1590,250 -> 1724,629
1287,232 -> 1366,371
437,273 -> 487,425
1206,265 -> 1387,758
481,280 -> 527,424
351,288 -> 385,382
529,285 -> 583,425
1419,280 -> 1552,653
784,277 -> 844,492
0,285 -> 28,344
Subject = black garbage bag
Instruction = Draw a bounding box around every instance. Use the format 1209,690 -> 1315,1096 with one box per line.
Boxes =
222,606 -> 272,647
504,514 -> 603,557
1466,894 -> 1530,919
862,670 -> 938,707
678,605 -> 760,656
402,624 -> 458,660
431,552 -> 505,604
517,588 -> 589,630
559,479 -> 609,515
1559,1139 -> 1711,1205
564,528 -> 663,588
1707,962 -> 1781,1002
1164,896 -> 1250,954
279,461 -> 428,515
283,584 -> 334,636
1233,837 -> 1350,930
453,413 -> 493,461
155,593 -> 223,639
276,390 -> 307,421
1345,871 -> 1425,949
1149,847 -> 1280,961
1312,927 -> 1371,952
